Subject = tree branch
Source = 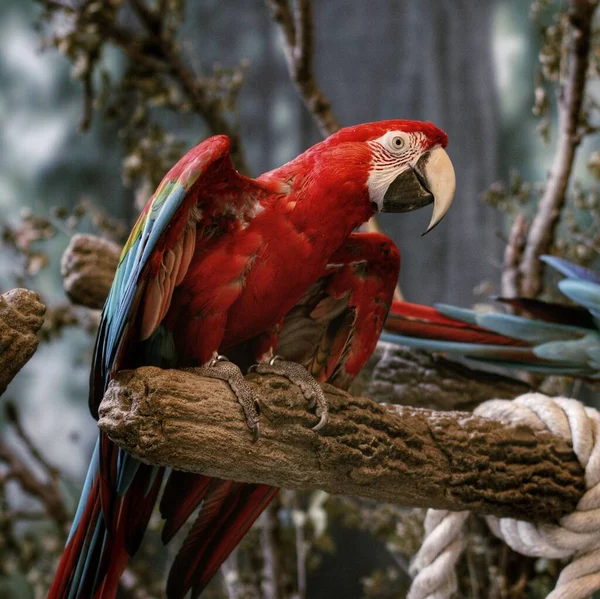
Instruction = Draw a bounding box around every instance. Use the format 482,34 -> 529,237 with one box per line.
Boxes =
501,213 -> 528,298
265,0 -> 340,137
0,289 -> 45,395
98,366 -> 584,524
519,0 -> 599,297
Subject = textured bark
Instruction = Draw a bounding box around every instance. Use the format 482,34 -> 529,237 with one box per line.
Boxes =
61,233 -> 120,309
355,343 -> 530,412
98,366 -> 584,524
0,289 -> 46,395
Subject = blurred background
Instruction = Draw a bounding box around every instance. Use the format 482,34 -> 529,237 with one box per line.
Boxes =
0,1 -> 597,597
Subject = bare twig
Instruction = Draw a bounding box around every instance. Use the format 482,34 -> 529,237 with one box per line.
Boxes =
221,548 -> 242,599
265,0 -> 339,137
520,0 -> 599,297
291,492 -> 307,599
128,0 -> 163,35
98,366 -> 584,523
4,401 -> 61,482
1,509 -> 48,521
501,213 -> 528,297
0,431 -> 69,538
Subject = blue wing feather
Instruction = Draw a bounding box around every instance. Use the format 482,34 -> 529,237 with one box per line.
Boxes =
541,255 -> 600,284
476,312 -> 589,343
559,280 -> 600,320
379,332 -> 532,357
97,182 -> 189,402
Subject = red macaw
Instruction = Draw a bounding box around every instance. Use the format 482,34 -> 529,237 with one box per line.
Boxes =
382,256 -> 600,377
48,120 -> 456,599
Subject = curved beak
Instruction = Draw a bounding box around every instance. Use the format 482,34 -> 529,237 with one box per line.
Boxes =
381,146 -> 456,234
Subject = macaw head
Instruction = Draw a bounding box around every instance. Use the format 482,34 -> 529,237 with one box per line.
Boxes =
322,120 -> 456,233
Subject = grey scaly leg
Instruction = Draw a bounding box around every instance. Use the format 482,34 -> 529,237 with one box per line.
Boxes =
253,356 -> 328,431
190,354 -> 261,441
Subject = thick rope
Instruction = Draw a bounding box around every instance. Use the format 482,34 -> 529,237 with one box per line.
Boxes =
408,393 -> 600,599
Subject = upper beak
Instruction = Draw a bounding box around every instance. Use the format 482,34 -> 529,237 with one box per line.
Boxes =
381,146 -> 456,234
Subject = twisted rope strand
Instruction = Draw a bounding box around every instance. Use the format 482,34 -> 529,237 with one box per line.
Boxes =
408,393 -> 600,599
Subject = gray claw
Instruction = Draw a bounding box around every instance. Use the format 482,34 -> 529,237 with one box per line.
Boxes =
251,422 -> 261,442
312,412 -> 328,432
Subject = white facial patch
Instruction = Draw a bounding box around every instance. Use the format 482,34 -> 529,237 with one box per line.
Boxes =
366,131 -> 427,210
366,162 -> 408,210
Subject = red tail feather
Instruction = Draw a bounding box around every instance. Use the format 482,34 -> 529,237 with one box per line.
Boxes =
166,480 -> 278,599
160,471 -> 213,543
386,301 -> 525,346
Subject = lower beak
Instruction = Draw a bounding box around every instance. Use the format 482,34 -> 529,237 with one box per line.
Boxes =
381,146 -> 456,234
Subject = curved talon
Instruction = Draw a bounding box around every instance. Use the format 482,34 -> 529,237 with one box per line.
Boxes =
312,412 -> 329,432
268,355 -> 283,366
251,422 -> 261,442
209,354 -> 230,367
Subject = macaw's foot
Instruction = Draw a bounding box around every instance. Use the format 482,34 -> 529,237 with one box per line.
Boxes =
191,354 -> 261,441
252,357 -> 328,431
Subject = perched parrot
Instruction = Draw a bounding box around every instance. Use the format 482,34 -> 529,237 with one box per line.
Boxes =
48,120 -> 456,599
382,255 -> 600,377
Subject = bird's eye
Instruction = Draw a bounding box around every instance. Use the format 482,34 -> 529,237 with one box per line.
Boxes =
391,136 -> 405,150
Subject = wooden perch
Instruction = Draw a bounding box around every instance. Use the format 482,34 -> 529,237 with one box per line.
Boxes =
98,366 -> 584,524
0,289 -> 45,395
61,233 -> 120,309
